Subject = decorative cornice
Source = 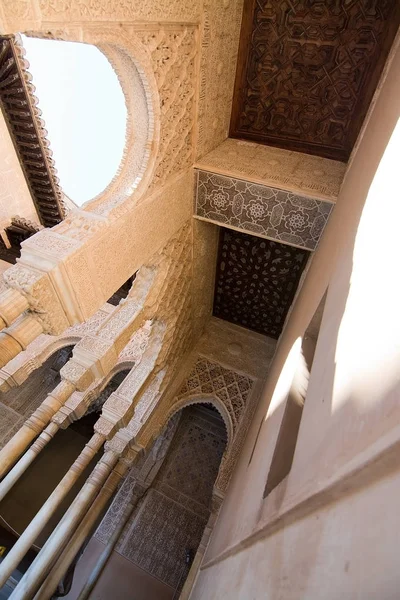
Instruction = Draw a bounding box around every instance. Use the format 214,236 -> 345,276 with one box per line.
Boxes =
0,34 -> 66,227
0,216 -> 43,264
195,169 -> 334,252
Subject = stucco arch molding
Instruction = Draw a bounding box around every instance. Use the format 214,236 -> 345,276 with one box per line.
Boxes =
166,393 -> 234,448
21,26 -> 161,217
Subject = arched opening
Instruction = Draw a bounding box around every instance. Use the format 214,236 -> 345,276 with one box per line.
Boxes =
0,368 -> 130,596
70,402 -> 228,599
20,35 -> 127,208
0,345 -> 74,450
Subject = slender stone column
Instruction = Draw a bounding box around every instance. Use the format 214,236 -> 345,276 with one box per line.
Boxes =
32,450 -> 139,600
0,432 -> 105,588
0,387 -> 97,500
0,379 -> 75,478
76,498 -> 137,600
0,422 -> 59,502
0,287 -> 29,330
10,448 -> 128,600
0,313 -> 43,368
0,348 -> 156,588
0,332 -> 21,367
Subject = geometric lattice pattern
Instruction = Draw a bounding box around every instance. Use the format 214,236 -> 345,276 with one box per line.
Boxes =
196,170 -> 333,251
230,0 -> 400,160
177,357 -> 253,434
154,410 -> 227,511
121,489 -> 206,587
213,228 -> 309,338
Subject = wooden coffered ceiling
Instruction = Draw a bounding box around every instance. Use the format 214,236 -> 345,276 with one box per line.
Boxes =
213,228 -> 309,339
230,0 -> 400,161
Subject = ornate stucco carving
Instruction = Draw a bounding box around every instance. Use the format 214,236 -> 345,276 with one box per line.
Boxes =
5,219 -> 199,421
130,354 -> 258,495
195,170 -> 334,251
133,26 -> 197,195
172,357 -> 258,494
0,304 -> 113,391
196,0 -> 244,159
3,263 -> 71,333
0,0 -> 244,343
127,315 -> 275,496
37,0 -> 202,23
118,321 -> 152,364
1,165 -> 193,337
0,214 -> 199,393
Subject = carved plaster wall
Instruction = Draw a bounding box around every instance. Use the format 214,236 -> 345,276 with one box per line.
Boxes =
130,317 -> 274,495
0,0 -> 244,344
96,407 -> 227,591
196,0 -> 244,158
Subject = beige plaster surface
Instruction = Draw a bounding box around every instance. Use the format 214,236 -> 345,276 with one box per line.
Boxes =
190,30 -> 400,600
0,112 -> 39,228
196,138 -> 346,202
197,317 -> 276,380
0,0 -> 244,336
192,472 -> 400,600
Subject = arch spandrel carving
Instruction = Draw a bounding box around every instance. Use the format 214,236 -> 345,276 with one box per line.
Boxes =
165,394 -> 234,447
8,24 -> 198,217
16,28 -> 160,217
131,356 -> 257,495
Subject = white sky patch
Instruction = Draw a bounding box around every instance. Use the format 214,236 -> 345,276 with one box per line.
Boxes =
21,35 -> 127,207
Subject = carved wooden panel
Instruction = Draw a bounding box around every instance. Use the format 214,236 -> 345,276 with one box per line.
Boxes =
213,228 -> 309,338
230,0 -> 400,161
0,217 -> 42,264
0,35 -> 65,227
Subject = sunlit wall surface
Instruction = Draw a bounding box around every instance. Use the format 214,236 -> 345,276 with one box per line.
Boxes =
21,35 -> 127,207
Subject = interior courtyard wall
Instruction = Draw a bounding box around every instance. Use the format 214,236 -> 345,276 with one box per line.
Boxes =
0,112 -> 39,229
189,33 -> 400,599
0,0 -> 243,339
192,471 -> 400,600
132,318 -> 276,493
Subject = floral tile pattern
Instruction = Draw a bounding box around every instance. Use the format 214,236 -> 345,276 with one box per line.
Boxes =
195,169 -> 334,251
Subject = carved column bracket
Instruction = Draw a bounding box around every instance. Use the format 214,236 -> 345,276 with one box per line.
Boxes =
0,288 -> 29,329
0,314 -> 43,368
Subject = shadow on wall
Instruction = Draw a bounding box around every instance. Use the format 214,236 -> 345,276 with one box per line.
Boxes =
200,46 -> 400,578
